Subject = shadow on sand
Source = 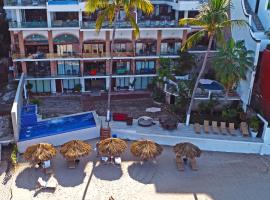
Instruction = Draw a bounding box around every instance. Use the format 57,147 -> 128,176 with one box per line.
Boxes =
93,163 -> 123,181
127,161 -> 157,184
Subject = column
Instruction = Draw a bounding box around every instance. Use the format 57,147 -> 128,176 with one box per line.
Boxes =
182,30 -> 188,46
51,80 -> 56,93
184,10 -> 188,18
48,31 -> 53,53
51,61 -> 57,76
105,77 -> 110,90
10,31 -> 15,52
15,9 -> 21,27
79,31 -> 84,53
132,30 -> 136,56
156,30 -> 162,56
18,31 -> 25,55
79,10 -> 82,26
80,78 -> 85,92
131,60 -> 135,74
47,11 -> 51,28
21,62 -> 27,75
175,11 -> 179,21
105,60 -> 111,75
105,31 -> 111,57
80,61 -> 84,76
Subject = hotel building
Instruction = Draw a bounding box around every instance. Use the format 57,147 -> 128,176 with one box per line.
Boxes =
3,0 -> 209,94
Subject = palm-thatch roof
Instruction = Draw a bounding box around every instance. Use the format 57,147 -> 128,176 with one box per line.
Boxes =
24,143 -> 57,163
130,140 -> 163,161
173,142 -> 201,158
60,140 -> 92,161
98,138 -> 127,157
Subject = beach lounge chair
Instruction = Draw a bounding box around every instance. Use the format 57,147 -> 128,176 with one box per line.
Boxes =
212,121 -> 220,134
42,160 -> 53,174
114,157 -> 121,165
67,160 -> 76,169
240,122 -> 249,137
175,156 -> 184,171
228,123 -> 236,135
101,156 -> 109,164
203,120 -> 210,133
194,123 -> 201,134
36,177 -> 58,190
220,122 -> 227,135
189,158 -> 198,171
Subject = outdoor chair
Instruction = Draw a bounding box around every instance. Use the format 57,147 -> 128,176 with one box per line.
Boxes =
36,177 -> 57,191
203,120 -> 210,133
228,123 -> 236,136
212,121 -> 220,134
175,156 -> 184,171
194,123 -> 201,134
220,122 -> 227,135
189,158 -> 198,171
240,122 -> 249,137
114,157 -> 121,165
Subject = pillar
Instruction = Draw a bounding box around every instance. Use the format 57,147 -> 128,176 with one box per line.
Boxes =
105,31 -> 111,57
51,79 -> 56,93
131,59 -> 135,74
132,30 -> 136,56
79,31 -> 84,53
175,10 -> 179,21
80,61 -> 84,76
51,61 -> 57,76
15,9 -> 21,27
21,62 -> 27,75
182,30 -> 188,46
105,60 -> 111,75
80,78 -> 85,92
47,11 -> 51,27
157,30 -> 162,56
10,31 -> 15,52
184,10 -> 188,18
105,77 -> 110,90
48,31 -> 53,53
18,31 -> 25,56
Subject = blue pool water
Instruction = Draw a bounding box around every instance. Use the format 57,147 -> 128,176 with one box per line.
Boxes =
19,113 -> 96,141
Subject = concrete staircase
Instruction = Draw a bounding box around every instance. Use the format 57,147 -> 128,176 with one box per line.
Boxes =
244,0 -> 265,32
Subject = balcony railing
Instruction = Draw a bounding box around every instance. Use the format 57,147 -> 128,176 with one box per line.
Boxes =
9,21 -> 47,28
48,0 -> 79,5
135,68 -> 156,75
4,0 -> 46,6
52,20 -> 79,27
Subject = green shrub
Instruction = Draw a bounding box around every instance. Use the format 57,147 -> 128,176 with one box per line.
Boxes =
250,116 -> 260,132
10,144 -> 18,165
30,98 -> 41,106
222,107 -> 238,121
73,84 -> 82,92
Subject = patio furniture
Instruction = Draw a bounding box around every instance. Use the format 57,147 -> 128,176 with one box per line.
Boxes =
36,177 -> 58,190
114,157 -> 121,165
212,121 -> 220,134
228,123 -> 236,135
189,158 -> 198,171
138,116 -> 154,127
194,123 -> 201,134
203,120 -> 210,133
113,113 -> 128,121
220,122 -> 227,135
175,156 -> 184,171
240,122 -> 249,137
126,117 -> 133,126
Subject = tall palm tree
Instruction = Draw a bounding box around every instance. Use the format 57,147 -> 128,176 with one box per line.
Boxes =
213,39 -> 254,98
179,0 -> 246,125
86,0 -> 153,122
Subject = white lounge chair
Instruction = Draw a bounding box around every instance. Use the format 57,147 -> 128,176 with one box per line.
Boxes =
101,156 -> 109,163
114,157 -> 121,165
36,177 -> 57,190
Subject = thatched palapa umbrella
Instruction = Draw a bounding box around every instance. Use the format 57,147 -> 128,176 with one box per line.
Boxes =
173,142 -> 201,159
60,140 -> 92,161
24,143 -> 57,163
131,140 -> 163,161
98,138 -> 127,157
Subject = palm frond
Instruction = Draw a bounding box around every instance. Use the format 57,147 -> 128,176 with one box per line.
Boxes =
130,0 -> 154,15
179,18 -> 206,27
125,10 -> 140,38
181,30 -> 206,51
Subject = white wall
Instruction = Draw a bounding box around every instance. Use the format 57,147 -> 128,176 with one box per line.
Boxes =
83,31 -> 106,41
258,0 -> 270,30
162,29 -> 183,39
247,0 -> 257,12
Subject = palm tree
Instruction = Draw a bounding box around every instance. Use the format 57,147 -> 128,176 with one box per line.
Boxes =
213,39 -> 254,98
86,0 -> 153,122
179,0 -> 246,125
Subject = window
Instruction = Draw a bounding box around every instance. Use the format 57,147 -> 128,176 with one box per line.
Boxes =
63,79 -> 80,90
161,41 -> 181,55
134,77 -> 153,90
268,0 -> 270,10
28,80 -> 51,93
136,61 -> 155,74
57,61 -> 80,75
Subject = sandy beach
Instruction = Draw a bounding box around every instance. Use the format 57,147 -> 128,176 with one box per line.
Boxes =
1,139 -> 270,200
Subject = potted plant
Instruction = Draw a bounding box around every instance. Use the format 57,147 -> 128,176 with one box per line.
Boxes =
73,84 -> 82,93
249,116 -> 260,138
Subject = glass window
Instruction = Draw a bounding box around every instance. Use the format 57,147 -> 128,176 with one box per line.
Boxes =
57,61 -> 80,75
28,80 -> 51,93
134,77 -> 153,90
43,80 -> 51,92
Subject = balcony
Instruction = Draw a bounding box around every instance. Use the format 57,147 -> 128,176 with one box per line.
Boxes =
138,20 -> 178,28
4,0 -> 46,6
52,20 -> 79,28
9,21 -> 47,28
48,0 -> 79,5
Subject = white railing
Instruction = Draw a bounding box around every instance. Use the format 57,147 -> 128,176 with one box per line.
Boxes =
11,73 -> 25,142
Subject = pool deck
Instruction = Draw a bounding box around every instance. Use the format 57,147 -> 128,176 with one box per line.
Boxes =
98,116 -> 270,155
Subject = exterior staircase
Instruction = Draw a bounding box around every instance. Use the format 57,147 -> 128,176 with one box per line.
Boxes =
244,0 -> 265,32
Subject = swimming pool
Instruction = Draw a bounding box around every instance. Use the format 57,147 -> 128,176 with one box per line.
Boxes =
19,113 -> 96,141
